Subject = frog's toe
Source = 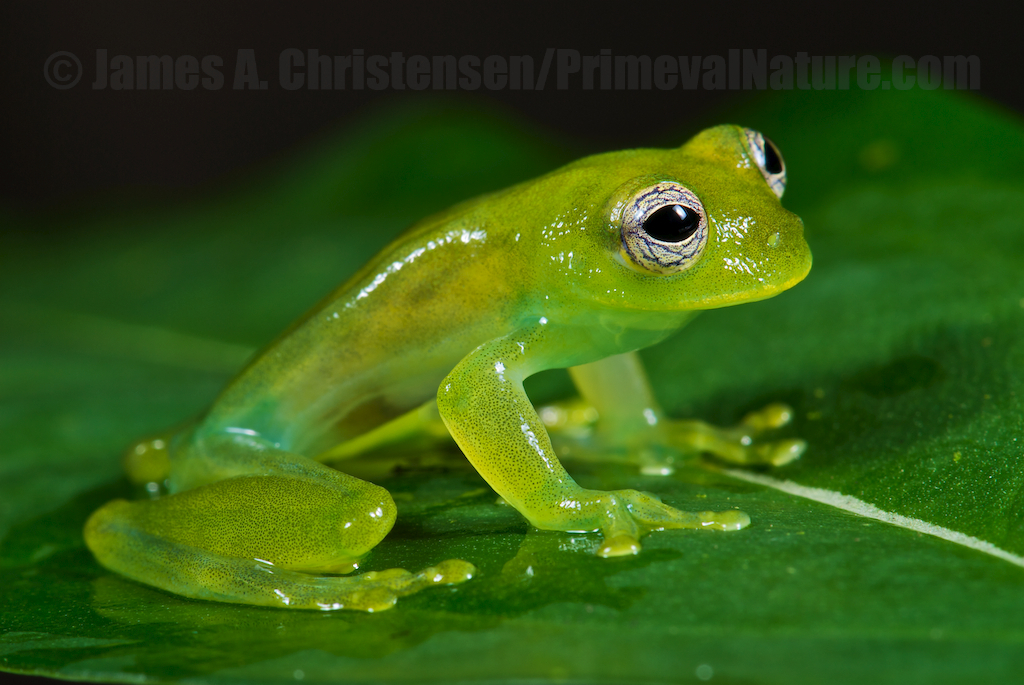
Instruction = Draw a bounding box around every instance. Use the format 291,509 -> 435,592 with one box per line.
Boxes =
337,585 -> 401,613
741,402 -> 796,431
717,436 -> 805,466
762,438 -> 806,466
597,534 -> 641,558
694,509 -> 750,531
417,559 -> 477,586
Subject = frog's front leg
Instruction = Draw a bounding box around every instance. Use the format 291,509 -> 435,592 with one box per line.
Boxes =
436,328 -> 748,558
85,433 -> 473,611
559,352 -> 805,473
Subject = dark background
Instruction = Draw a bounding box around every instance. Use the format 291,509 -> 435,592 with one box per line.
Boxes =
1,1 -> 1019,213
0,3 -> 1015,684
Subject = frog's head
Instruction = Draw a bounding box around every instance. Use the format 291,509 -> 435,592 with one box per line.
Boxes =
542,125 -> 811,314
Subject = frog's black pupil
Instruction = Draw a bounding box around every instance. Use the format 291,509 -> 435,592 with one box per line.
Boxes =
763,139 -> 783,174
642,204 -> 699,243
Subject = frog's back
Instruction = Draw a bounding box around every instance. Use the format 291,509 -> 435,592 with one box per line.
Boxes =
192,152 -> 639,455
198,203 -> 531,456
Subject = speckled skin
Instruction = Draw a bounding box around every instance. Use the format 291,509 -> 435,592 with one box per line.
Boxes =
85,125 -> 812,611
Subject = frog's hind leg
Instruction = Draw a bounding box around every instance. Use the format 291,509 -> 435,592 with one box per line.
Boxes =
85,436 -> 474,611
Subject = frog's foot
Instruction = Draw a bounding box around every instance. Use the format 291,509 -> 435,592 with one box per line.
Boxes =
539,399 -> 803,471
538,488 -> 749,558
666,402 -> 806,468
333,560 -> 476,611
257,559 -> 476,612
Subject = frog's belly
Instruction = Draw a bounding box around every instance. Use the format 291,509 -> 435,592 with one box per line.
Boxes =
201,274 -> 517,455
200,322 -> 496,455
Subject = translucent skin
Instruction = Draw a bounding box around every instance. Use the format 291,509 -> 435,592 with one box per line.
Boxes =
85,125 -> 812,611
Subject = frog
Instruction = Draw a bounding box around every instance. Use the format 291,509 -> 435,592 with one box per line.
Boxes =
84,125 -> 811,612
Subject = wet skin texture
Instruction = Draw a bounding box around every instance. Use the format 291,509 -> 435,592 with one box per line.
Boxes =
85,125 -> 812,611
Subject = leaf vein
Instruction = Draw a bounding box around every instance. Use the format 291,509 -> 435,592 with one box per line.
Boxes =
722,468 -> 1024,569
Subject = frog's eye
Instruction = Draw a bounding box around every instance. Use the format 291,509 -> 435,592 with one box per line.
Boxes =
620,181 -> 708,275
743,128 -> 786,199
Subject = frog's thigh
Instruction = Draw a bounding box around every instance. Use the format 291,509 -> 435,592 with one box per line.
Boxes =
86,453 -> 471,611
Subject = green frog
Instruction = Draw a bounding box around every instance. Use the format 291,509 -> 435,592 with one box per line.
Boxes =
85,125 -> 811,611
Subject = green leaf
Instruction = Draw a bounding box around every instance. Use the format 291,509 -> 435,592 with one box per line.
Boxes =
3,90 -> 1024,684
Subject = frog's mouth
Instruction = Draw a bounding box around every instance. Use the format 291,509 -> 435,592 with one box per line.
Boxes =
694,248 -> 812,310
